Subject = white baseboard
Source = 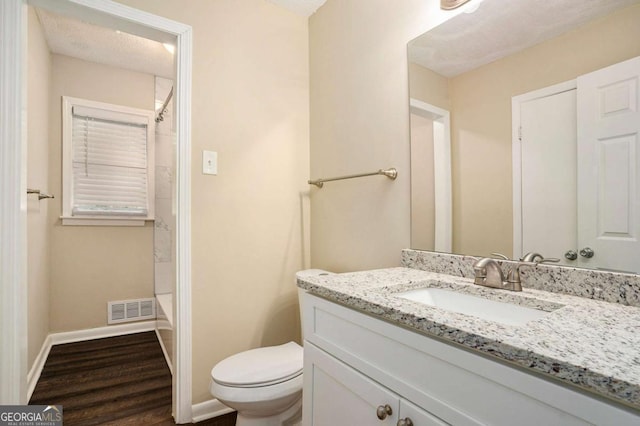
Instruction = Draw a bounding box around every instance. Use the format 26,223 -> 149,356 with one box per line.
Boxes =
27,320 -> 157,401
154,328 -> 173,375
27,335 -> 52,401
49,320 -> 156,345
191,399 -> 234,423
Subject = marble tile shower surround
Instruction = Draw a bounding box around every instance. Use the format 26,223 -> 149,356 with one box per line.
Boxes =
154,77 -> 175,296
401,249 -> 640,307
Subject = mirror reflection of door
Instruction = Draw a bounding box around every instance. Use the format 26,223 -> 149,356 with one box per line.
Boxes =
515,55 -> 640,273
577,55 -> 640,274
410,99 -> 452,253
516,86 -> 577,267
410,110 -> 436,251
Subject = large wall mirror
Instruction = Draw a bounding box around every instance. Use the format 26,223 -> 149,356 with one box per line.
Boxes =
408,0 -> 640,273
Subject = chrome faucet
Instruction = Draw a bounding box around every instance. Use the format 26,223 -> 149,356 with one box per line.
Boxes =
472,258 -> 505,289
472,256 -> 535,292
504,262 -> 533,291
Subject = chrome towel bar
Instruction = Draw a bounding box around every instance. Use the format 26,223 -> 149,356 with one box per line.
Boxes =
308,168 -> 397,188
27,188 -> 54,200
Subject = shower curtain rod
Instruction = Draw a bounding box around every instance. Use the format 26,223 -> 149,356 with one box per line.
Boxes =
155,86 -> 174,123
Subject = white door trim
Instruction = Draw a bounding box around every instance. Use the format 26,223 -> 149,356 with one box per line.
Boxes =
511,79 -> 576,260
410,98 -> 452,252
0,0 -> 28,405
2,1 -> 193,422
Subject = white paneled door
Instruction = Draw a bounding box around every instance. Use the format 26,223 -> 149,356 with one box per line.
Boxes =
577,56 -> 640,273
520,88 -> 577,266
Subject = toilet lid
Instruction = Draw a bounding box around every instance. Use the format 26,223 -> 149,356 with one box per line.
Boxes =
211,342 -> 303,388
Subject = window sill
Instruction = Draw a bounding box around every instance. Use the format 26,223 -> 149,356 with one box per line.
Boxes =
60,216 -> 154,227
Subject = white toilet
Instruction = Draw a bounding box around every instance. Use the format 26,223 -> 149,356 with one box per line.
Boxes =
209,269 -> 331,426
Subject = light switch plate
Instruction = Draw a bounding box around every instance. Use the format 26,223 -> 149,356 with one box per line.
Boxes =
202,150 -> 217,175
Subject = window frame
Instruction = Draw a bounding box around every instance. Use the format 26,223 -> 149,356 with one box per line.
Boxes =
61,96 -> 155,226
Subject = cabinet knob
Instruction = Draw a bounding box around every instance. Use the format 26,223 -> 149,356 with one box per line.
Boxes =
579,247 -> 595,258
564,250 -> 578,260
376,404 -> 393,420
397,417 -> 414,426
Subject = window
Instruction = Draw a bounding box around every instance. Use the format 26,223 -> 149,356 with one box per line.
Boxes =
62,96 -> 155,225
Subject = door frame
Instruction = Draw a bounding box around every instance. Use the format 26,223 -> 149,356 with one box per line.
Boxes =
511,79 -> 576,260
0,0 -> 193,422
0,0 -> 28,406
409,98 -> 452,252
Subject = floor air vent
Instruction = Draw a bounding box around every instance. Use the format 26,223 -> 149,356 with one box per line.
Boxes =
108,298 -> 156,324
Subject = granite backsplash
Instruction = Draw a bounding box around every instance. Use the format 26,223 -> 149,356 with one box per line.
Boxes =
401,249 -> 640,307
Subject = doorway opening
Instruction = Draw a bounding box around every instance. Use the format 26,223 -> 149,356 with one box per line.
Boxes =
409,98 -> 452,253
1,1 -> 193,422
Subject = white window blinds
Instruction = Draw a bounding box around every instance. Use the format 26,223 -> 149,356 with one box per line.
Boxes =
71,105 -> 150,216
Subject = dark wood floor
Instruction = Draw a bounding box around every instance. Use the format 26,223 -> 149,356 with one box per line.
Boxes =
30,331 -> 237,426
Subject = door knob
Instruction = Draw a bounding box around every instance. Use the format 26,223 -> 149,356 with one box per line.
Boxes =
580,247 -> 595,258
376,404 -> 393,420
564,250 -> 578,260
397,418 -> 414,426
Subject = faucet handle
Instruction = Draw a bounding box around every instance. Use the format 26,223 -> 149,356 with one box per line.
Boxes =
505,261 -> 536,291
537,258 -> 560,264
520,252 -> 560,263
491,252 -> 510,260
520,252 -> 543,262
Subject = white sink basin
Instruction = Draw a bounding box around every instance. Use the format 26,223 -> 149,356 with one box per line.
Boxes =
396,287 -> 550,326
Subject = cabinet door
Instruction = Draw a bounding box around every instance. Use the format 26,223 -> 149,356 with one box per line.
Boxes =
399,399 -> 449,426
304,343 -> 399,425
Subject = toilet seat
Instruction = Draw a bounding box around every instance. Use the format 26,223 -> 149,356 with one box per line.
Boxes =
210,373 -> 303,408
211,342 -> 303,388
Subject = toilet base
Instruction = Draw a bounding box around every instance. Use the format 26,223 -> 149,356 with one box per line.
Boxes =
235,397 -> 302,426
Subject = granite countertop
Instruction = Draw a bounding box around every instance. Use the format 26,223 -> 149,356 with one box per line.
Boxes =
297,267 -> 640,411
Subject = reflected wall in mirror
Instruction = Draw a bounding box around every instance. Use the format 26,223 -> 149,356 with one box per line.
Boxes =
408,0 -> 640,273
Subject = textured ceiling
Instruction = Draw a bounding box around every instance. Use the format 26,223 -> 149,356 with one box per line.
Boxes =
41,0 -> 633,81
36,8 -> 174,78
266,0 -> 327,17
409,0 -> 640,77
34,0 -> 327,78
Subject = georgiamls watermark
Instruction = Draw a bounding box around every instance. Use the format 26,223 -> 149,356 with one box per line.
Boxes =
0,405 -> 62,426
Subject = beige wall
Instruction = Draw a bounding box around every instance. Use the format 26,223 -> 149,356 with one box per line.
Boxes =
115,0 -> 310,403
448,3 -> 640,257
27,7 -> 52,369
308,0 -> 461,272
48,54 -> 155,332
408,62 -> 450,111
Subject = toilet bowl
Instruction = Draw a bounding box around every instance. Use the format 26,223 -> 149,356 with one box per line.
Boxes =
210,342 -> 303,426
209,269 -> 331,426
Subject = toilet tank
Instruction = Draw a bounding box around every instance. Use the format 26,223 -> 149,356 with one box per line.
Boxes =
296,269 -> 332,341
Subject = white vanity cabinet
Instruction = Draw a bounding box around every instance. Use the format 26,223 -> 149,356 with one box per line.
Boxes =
305,342 -> 447,425
301,292 -> 640,426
